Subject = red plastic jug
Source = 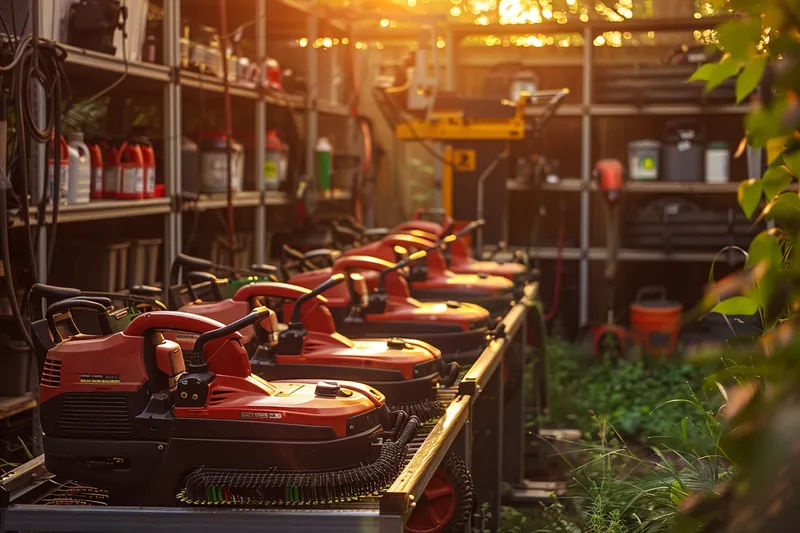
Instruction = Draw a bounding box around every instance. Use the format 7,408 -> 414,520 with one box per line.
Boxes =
133,137 -> 156,198
117,142 -> 145,199
88,141 -> 104,199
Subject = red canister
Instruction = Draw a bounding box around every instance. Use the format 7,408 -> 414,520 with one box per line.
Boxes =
88,141 -> 104,199
117,142 -> 145,199
133,137 -> 156,198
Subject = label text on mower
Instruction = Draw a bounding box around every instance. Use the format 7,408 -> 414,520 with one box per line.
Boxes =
80,373 -> 120,384
239,411 -> 283,420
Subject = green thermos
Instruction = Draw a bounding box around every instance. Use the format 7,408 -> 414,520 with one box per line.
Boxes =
316,137 -> 332,191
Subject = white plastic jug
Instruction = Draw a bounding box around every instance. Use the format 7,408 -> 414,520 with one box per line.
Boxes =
67,132 -> 92,204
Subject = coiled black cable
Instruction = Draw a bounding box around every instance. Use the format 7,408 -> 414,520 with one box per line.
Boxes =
0,3 -> 70,349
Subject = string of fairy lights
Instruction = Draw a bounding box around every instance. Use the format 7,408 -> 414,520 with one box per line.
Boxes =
298,0 -> 723,49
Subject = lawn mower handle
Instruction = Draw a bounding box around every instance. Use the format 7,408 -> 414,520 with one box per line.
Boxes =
289,274 -> 345,325
232,281 -> 326,304
185,271 -> 224,302
45,299 -> 112,340
193,306 -> 274,354
29,284 -> 81,320
170,253 -> 214,285
378,250 -> 426,292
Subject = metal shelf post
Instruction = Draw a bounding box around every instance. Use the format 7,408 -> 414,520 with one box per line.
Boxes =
306,0 -> 319,182
163,0 -> 181,289
255,0 -> 267,263
578,26 -> 592,328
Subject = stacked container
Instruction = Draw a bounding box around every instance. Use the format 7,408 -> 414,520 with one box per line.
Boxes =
66,132 -> 91,204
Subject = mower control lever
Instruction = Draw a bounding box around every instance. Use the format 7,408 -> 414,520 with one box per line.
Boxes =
303,249 -> 340,267
130,285 -> 163,297
29,284 -> 82,320
193,306 -> 273,354
170,253 -> 214,285
45,298 -> 112,340
289,274 -> 346,326
250,264 -> 278,276
378,250 -> 427,292
185,271 -> 224,302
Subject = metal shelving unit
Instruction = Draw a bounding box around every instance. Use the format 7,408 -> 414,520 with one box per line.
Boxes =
446,16 -> 743,327
21,0 -> 352,287
509,178 -> 743,194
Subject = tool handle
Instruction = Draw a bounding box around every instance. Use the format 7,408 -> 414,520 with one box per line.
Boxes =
130,285 -> 163,298
303,248 -> 340,267
170,253 -> 213,284
29,284 -> 81,320
232,281 -> 320,303
289,274 -> 345,325
185,271 -> 223,302
125,310 -> 234,337
193,306 -> 273,354
249,264 -> 278,276
45,299 -> 111,341
378,250 -> 426,291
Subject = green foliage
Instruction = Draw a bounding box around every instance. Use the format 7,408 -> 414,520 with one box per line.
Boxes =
543,340 -> 718,451
670,2 -> 800,530
533,404 -> 729,533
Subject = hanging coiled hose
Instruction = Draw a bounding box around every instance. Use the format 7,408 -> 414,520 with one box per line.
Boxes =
0,6 -> 70,349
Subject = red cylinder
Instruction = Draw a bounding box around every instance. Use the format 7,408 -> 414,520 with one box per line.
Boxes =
88,142 -> 104,199
629,287 -> 682,356
135,137 -> 156,198
117,142 -> 145,199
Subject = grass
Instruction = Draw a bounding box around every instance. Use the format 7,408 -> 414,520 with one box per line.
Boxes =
499,339 -> 728,533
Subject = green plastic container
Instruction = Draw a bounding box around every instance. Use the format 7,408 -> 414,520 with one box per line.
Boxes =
316,137 -> 332,191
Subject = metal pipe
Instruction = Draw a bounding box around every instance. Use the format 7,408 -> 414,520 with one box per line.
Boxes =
163,0 -> 181,298
579,26 -> 592,328
444,27 -> 455,92
306,0 -> 319,185
254,0 -> 267,263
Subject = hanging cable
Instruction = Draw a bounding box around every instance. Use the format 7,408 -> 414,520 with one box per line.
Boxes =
218,0 -> 237,266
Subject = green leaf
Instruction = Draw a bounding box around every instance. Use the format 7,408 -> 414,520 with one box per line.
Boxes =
707,55 -> 743,93
761,165 -> 794,201
711,296 -> 758,316
736,56 -> 767,103
689,63 -> 720,83
746,99 -> 792,148
784,148 -> 800,177
717,18 -> 763,60
758,191 -> 800,224
738,178 -> 763,218
747,230 -> 783,269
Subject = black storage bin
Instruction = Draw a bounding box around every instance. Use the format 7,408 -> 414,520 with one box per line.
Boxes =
595,63 -> 736,106
627,198 -> 761,250
662,119 -> 705,182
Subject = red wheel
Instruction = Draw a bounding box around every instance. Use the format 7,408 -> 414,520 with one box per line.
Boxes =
405,469 -> 456,533
405,453 -> 473,533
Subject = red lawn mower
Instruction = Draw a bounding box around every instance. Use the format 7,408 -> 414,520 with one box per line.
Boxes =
174,273 -> 460,422
339,232 -> 517,318
29,289 -> 421,507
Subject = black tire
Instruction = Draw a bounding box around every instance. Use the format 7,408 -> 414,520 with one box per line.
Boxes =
405,452 -> 474,533
503,341 -> 524,404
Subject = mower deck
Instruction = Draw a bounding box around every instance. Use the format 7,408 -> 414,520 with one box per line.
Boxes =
1,286 -> 542,533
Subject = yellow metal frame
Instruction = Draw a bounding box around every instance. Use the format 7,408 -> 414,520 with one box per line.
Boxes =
395,97 -> 531,141
442,145 -> 453,216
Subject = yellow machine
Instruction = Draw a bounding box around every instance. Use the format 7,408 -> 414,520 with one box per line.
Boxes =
374,63 -> 568,246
